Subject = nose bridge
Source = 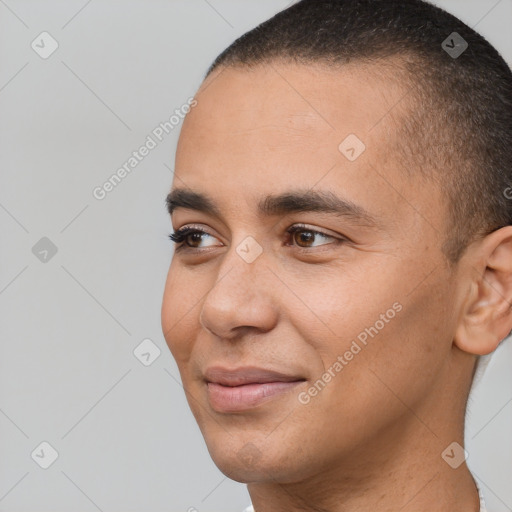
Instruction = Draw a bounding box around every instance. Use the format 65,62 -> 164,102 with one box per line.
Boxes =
212,233 -> 268,298
199,237 -> 277,338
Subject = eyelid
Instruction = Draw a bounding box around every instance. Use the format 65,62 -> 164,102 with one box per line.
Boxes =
173,223 -> 217,237
286,223 -> 343,240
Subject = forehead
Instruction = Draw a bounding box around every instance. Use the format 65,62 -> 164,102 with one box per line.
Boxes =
180,62 -> 405,152
173,63 -> 442,234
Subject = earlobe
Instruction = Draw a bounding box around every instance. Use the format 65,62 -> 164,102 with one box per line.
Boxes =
454,226 -> 512,356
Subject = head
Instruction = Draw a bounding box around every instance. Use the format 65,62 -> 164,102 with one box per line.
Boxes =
162,0 -> 512,489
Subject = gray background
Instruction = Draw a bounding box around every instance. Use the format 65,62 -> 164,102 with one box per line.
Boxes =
0,1 -> 511,511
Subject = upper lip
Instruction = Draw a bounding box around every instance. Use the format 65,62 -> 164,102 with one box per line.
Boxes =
204,366 -> 305,386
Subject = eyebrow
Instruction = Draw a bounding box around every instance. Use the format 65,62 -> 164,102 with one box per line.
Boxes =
166,188 -> 379,228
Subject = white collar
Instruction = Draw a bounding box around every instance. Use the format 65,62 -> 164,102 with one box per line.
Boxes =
478,484 -> 488,512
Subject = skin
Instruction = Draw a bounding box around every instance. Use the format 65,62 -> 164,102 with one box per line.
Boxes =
161,62 -> 512,512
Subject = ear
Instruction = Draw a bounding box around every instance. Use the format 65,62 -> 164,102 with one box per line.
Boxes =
454,226 -> 512,355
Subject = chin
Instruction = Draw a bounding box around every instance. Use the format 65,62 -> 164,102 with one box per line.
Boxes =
206,436 -> 311,485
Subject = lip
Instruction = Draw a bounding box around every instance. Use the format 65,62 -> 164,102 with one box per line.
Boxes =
204,365 -> 305,386
204,366 -> 306,412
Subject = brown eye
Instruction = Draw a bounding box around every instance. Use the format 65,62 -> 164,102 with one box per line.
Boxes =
169,227 -> 221,251
287,226 -> 338,248
186,232 -> 204,247
293,229 -> 316,247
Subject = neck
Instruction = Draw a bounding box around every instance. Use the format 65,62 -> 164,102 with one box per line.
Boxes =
247,388 -> 479,512
247,437 -> 479,512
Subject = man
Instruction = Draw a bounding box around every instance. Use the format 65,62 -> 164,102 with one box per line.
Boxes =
161,0 -> 512,510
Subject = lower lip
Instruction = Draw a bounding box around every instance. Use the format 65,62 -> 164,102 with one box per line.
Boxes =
207,381 -> 305,412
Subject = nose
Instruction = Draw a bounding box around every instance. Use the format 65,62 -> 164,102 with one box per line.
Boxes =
199,246 -> 279,340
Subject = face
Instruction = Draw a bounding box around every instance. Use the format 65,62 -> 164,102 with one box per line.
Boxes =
161,62 -> 465,484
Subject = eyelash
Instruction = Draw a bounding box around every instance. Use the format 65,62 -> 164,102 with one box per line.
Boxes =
168,224 -> 347,253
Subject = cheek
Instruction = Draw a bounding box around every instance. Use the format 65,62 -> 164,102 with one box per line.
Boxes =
287,260 -> 454,396
161,263 -> 203,364
339,271 -> 456,407
284,262 -> 403,356
272,268 -> 452,450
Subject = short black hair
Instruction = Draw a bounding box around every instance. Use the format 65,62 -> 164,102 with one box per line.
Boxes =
206,0 -> 512,263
